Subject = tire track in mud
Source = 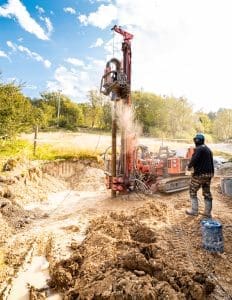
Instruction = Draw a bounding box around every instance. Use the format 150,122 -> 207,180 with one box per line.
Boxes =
165,195 -> 232,300
166,201 -> 195,273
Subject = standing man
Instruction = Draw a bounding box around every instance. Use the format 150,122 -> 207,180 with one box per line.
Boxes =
186,133 -> 214,218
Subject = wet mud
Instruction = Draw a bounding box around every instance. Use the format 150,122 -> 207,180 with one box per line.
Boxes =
0,159 -> 231,299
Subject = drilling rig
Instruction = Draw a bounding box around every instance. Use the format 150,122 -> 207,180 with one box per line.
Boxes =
100,25 -> 135,197
100,25 -> 193,196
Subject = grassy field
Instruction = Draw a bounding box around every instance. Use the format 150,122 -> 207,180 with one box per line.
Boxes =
0,131 -> 231,162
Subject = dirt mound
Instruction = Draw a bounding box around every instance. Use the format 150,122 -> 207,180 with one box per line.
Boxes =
0,159 -> 68,229
134,201 -> 167,221
0,159 -> 67,206
42,160 -> 105,191
73,166 -> 105,191
49,210 -> 215,299
0,196 -> 33,229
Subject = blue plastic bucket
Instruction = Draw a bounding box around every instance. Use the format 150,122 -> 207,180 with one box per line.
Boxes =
201,219 -> 224,253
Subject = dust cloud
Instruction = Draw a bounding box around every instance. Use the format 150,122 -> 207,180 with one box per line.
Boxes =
115,102 -> 142,138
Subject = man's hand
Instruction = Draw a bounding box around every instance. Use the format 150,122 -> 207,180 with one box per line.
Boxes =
185,166 -> 192,176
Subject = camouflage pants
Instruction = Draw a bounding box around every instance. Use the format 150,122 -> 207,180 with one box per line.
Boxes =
190,175 -> 213,200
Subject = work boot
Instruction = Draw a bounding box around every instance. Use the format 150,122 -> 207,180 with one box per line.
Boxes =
203,199 -> 212,218
186,197 -> 198,216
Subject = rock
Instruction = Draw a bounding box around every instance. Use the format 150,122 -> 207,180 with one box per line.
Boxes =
0,199 -> 11,208
134,270 -> 146,276
70,242 -> 79,250
0,186 -> 13,198
2,158 -> 18,171
42,213 -> 49,218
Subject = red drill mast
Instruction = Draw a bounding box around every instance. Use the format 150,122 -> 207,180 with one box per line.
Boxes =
100,25 -> 134,196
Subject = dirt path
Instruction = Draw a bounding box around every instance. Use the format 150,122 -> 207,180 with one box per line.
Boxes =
0,161 -> 232,299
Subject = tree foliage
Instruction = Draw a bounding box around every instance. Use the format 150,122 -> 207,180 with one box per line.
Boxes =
213,109 -> 232,141
132,92 -> 195,139
0,82 -> 33,137
32,92 -> 83,129
0,78 -> 231,142
195,112 -> 212,134
133,91 -> 166,134
80,90 -> 106,128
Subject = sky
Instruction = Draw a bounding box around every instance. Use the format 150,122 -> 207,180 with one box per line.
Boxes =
0,0 -> 232,112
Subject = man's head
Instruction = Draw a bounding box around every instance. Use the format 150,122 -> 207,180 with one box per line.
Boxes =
193,133 -> 205,146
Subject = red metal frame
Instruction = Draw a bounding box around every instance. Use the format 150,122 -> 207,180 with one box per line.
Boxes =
111,25 -> 133,105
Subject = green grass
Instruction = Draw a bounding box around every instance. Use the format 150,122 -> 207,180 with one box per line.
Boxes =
34,144 -> 101,161
0,139 -> 101,162
0,139 -> 32,158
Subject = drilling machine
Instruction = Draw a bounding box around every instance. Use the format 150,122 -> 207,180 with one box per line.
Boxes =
100,25 -> 193,195
100,25 -> 134,196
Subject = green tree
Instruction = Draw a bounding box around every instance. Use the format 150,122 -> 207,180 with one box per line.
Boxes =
31,92 -> 83,130
31,96 -> 57,128
0,82 -> 33,137
195,112 -> 212,134
132,92 -> 195,138
82,90 -> 105,128
132,91 -> 166,135
213,109 -> 232,141
164,96 -> 194,139
58,96 -> 83,129
102,102 -> 112,130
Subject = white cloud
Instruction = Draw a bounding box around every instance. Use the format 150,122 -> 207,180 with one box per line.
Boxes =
6,41 -> 51,68
44,17 -> 53,35
0,0 -> 49,40
43,59 -> 52,68
64,7 -> 76,15
6,40 -> 16,51
0,50 -> 8,58
90,38 -> 104,48
82,0 -> 232,112
78,4 -> 117,29
35,5 -> 45,14
78,14 -> 88,26
65,57 -> 85,67
40,16 -> 53,36
18,45 -> 51,68
47,59 -> 105,100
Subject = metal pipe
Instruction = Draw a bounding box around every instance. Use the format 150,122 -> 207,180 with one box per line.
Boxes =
111,100 -> 117,197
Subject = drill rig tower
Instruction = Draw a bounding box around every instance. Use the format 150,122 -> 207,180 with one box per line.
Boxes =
100,25 -> 134,197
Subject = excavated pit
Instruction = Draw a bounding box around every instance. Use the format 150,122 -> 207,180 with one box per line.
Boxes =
0,158 -> 232,299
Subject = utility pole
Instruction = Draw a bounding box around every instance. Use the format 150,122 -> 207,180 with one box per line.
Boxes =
57,89 -> 62,127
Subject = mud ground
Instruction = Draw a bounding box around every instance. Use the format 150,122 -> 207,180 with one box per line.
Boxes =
0,159 -> 232,299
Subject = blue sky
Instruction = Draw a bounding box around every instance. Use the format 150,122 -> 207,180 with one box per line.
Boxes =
0,0 -> 232,112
